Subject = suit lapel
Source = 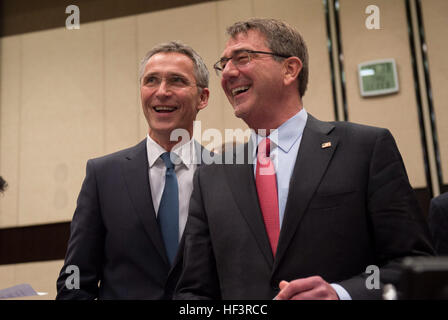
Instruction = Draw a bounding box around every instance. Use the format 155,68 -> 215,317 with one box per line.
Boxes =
122,139 -> 169,266
273,115 -> 339,270
224,140 -> 274,267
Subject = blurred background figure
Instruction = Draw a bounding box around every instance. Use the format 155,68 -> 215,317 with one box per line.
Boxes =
0,176 -> 7,193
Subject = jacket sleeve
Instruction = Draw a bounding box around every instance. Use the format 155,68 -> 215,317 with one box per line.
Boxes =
428,195 -> 448,255
56,159 -> 105,300
338,128 -> 435,299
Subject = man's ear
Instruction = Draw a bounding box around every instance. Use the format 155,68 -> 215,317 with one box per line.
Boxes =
196,87 -> 210,112
283,57 -> 302,86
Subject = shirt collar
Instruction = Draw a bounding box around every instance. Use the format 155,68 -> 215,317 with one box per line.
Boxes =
146,134 -> 196,169
250,108 -> 308,158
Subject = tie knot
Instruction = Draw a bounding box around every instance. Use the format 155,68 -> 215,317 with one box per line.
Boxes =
160,152 -> 175,170
258,138 -> 271,157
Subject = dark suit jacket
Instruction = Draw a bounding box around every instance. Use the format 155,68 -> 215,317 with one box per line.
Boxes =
56,139 -> 204,299
428,192 -> 448,255
175,114 -> 435,300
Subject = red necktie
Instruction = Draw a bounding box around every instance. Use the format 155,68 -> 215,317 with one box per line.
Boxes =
256,138 -> 280,256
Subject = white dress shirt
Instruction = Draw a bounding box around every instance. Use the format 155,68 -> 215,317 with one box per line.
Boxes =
146,134 -> 197,240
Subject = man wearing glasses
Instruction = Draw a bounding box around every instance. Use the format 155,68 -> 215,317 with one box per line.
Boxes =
175,18 -> 434,300
57,41 -> 209,299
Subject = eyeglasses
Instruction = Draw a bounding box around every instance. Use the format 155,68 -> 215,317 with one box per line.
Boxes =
213,50 -> 291,76
141,74 -> 198,90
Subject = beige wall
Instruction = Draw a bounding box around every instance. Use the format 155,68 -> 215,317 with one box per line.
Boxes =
338,0 -> 427,188
421,0 -> 448,186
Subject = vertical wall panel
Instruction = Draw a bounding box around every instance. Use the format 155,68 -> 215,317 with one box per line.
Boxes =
103,16 -> 140,154
0,36 -> 21,227
420,0 -> 448,188
339,0 -> 427,188
18,24 -> 104,225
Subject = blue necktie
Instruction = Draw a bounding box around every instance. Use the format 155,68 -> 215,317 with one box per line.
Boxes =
157,152 -> 179,266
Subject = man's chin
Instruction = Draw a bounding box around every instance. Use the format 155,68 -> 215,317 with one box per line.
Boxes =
154,125 -> 194,137
233,105 -> 246,119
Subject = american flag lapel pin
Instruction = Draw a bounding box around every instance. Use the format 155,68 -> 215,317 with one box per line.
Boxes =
321,141 -> 332,149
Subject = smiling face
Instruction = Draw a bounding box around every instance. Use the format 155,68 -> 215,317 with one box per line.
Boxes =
220,30 -> 286,129
140,52 -> 209,147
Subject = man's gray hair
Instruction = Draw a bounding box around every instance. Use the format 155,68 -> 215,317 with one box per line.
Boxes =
139,41 -> 209,89
226,18 -> 309,97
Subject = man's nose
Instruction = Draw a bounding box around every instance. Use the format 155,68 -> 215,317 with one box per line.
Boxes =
155,79 -> 172,97
222,60 -> 239,80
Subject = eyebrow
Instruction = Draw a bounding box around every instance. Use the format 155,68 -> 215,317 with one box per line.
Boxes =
219,48 -> 251,61
143,71 -> 189,79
